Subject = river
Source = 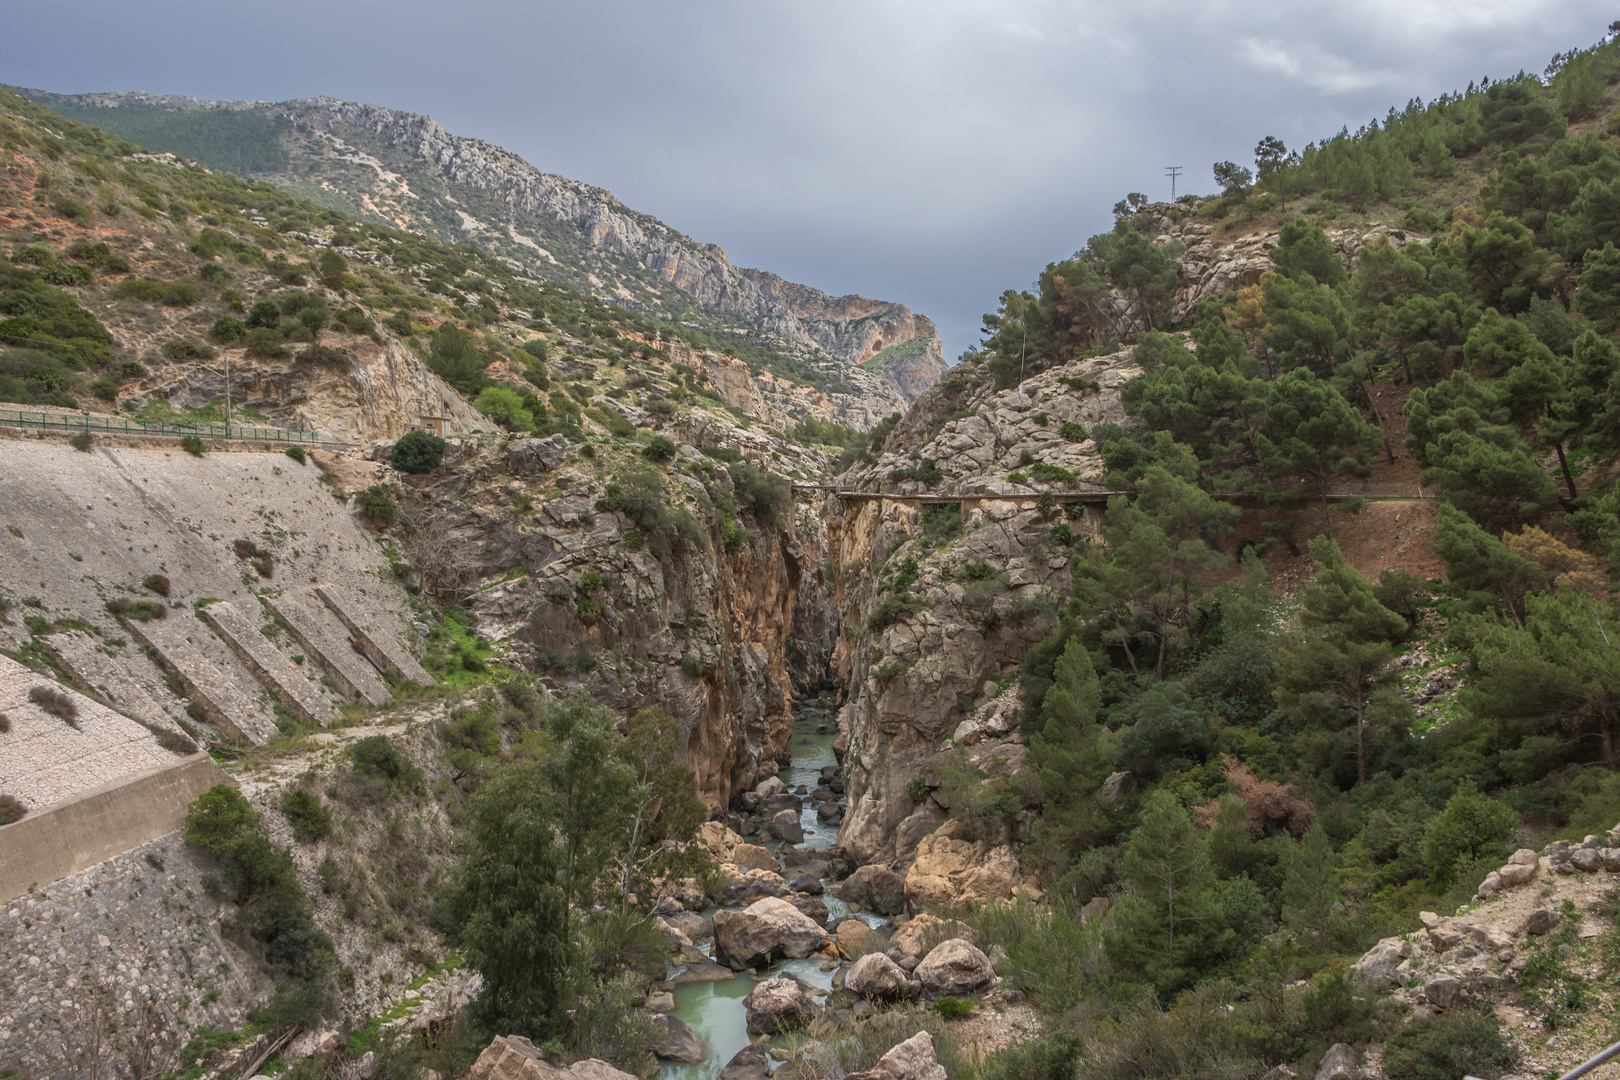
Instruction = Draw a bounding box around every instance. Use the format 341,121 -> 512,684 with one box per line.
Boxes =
660,691 -> 876,1080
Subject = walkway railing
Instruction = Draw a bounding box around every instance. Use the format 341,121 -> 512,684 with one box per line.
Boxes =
0,407 -> 320,445
794,482 -> 1429,503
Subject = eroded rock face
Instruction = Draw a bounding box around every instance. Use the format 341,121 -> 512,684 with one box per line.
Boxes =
830,354 -> 1138,863
713,897 -> 833,969
838,864 -> 908,915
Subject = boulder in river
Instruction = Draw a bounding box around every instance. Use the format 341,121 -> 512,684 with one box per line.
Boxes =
651,1016 -> 706,1063
661,910 -> 713,944
732,843 -> 782,875
839,864 -> 907,915
743,975 -> 814,1034
756,776 -> 789,798
846,952 -> 911,1000
772,809 -> 805,844
788,893 -> 830,924
914,938 -> 995,995
717,1044 -> 773,1080
713,896 -> 834,969
467,1036 -> 641,1080
790,873 -> 824,895
721,867 -> 792,905
836,918 -> 886,957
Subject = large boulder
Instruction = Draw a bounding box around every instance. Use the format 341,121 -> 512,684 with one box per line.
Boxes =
755,776 -> 788,798
731,844 -> 782,875
846,1032 -> 948,1080
772,809 -> 806,844
661,910 -> 713,944
1524,908 -> 1560,936
840,864 -> 908,915
720,868 -> 792,905
1350,937 -> 1412,990
788,893 -> 830,924
651,1016 -> 705,1064
743,975 -> 814,1034
891,914 -> 976,960
846,952 -> 911,1000
713,896 -> 834,969
697,821 -> 743,863
836,919 -> 886,957
1314,1044 -> 1358,1080
914,938 -> 995,995
717,1045 -> 773,1080
467,1037 -> 640,1080
506,435 -> 570,475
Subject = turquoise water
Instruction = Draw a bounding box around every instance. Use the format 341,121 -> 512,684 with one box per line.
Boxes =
662,701 -> 845,1080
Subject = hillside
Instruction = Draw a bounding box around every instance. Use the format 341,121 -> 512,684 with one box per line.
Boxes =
14,88 -> 948,411
11,29 -> 1620,1080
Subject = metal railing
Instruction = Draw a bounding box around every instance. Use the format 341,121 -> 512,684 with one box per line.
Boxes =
0,407 -> 320,445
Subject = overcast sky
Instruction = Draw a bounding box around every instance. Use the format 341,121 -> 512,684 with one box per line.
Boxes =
3,1 -> 1615,357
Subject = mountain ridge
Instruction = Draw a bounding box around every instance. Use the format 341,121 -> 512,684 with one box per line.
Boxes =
16,87 -> 949,409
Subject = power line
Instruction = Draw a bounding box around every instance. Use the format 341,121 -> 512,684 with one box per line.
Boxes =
1165,165 -> 1184,201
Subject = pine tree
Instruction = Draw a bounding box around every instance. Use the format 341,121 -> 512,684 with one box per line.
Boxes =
1273,537 -> 1409,783
1279,821 -> 1344,949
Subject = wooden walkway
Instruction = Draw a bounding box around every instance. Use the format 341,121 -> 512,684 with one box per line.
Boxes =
791,483 -> 1431,506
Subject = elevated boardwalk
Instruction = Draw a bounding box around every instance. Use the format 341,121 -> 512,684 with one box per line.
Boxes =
793,483 -> 1431,507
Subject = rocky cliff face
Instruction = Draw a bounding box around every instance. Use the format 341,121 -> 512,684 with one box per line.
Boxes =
826,351 -> 1139,864
22,90 -> 949,410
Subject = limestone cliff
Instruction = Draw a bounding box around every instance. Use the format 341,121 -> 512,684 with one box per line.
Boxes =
827,350 -> 1140,864
20,89 -> 949,410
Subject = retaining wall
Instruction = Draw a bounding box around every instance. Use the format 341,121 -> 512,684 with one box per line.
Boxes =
0,752 -> 233,904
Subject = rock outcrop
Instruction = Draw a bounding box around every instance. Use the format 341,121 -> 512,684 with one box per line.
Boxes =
467,1036 -> 639,1080
742,974 -> 816,1034
713,897 -> 834,969
845,1031 -> 949,1080
913,938 -> 996,996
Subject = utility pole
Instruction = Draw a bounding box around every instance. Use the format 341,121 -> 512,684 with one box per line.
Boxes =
1165,165 -> 1184,201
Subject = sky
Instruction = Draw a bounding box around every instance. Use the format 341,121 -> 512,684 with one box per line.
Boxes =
2,0 -> 1616,359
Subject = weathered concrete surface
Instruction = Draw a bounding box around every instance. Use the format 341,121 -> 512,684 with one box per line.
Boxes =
201,599 -> 337,723
45,628 -> 189,729
0,751 -> 232,903
126,614 -> 281,744
0,653 -> 179,809
315,583 -> 432,685
265,589 -> 391,705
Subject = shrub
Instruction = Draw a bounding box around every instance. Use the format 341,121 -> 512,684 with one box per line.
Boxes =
106,597 -> 167,621
284,445 -> 307,465
163,340 -> 215,360
112,278 -> 168,302
295,344 -> 349,371
357,485 -> 397,529
246,299 -> 282,329
142,573 -> 171,597
890,458 -> 944,485
352,735 -> 414,783
180,434 -> 206,456
281,789 -> 333,844
0,794 -> 24,825
51,196 -> 90,221
0,713 -> 9,733
117,361 -> 148,381
642,435 -> 677,462
391,430 -> 446,474
933,997 -> 974,1020
680,653 -> 702,677
70,431 -> 93,452
729,461 -> 792,529
720,518 -> 748,553
28,685 -> 78,728
87,379 -> 118,401
162,283 -> 200,307
1420,784 -> 1518,885
1383,1010 -> 1516,1080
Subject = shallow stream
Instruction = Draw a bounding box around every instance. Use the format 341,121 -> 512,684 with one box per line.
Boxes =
660,694 -> 865,1080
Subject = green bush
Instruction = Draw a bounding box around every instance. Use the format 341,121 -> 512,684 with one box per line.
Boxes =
642,435 -> 676,462
28,685 -> 78,727
729,461 -> 792,529
1420,784 -> 1518,885
162,282 -> 200,307
281,789 -> 333,844
246,299 -> 282,329
357,485 -> 396,529
162,339 -> 215,360
1383,1010 -> 1516,1080
680,653 -> 703,677
112,278 -> 168,302
391,430 -> 446,474
933,997 -> 974,1020
284,445 -> 307,465
0,793 -> 25,825
295,344 -> 350,371
69,431 -> 93,452
180,434 -> 206,456
86,378 -> 117,400
142,573 -> 171,597
106,597 -> 167,621
352,735 -> 419,789
720,518 -> 748,553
